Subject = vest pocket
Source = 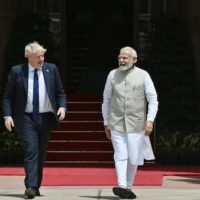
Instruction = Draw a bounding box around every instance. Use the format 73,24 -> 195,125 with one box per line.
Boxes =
132,85 -> 144,99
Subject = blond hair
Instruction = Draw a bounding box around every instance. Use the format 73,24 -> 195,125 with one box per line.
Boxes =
24,41 -> 47,58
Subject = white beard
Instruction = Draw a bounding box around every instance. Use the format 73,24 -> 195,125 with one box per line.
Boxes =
119,64 -> 133,71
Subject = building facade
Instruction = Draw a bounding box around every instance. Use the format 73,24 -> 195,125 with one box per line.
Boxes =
2,0 -> 200,92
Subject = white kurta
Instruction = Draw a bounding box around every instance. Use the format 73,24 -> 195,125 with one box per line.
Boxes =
102,68 -> 158,165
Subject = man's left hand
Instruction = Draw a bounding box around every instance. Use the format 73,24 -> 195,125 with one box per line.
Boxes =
145,121 -> 154,135
57,107 -> 66,121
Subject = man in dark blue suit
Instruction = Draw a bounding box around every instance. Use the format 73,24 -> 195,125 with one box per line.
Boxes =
3,41 -> 67,199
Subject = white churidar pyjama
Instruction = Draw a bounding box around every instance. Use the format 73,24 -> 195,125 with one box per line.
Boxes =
111,130 -> 155,188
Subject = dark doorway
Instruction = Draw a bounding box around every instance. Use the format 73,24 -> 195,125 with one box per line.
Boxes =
63,0 -> 135,93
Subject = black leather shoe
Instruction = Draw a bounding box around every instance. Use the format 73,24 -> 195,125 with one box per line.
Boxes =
24,187 -> 36,199
126,189 -> 137,199
112,187 -> 136,199
35,188 -> 40,196
113,187 -> 128,199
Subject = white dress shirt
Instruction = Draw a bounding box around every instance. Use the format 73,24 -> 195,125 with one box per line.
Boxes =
25,64 -> 54,113
102,68 -> 158,126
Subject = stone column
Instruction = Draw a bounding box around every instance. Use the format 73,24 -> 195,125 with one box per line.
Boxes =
0,1 -> 17,71
185,0 -> 200,81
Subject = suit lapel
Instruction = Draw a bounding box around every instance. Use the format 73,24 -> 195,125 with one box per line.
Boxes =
22,64 -> 28,94
42,63 -> 51,97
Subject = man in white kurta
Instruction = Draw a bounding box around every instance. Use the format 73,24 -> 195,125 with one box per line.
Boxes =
102,46 -> 158,199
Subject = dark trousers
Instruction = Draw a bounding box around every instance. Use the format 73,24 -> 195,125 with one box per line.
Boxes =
21,113 -> 55,188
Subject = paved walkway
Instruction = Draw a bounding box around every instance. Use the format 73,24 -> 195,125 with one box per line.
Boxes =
0,175 -> 199,200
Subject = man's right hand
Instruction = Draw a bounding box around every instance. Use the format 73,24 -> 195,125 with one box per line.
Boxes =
4,117 -> 14,132
104,125 -> 111,140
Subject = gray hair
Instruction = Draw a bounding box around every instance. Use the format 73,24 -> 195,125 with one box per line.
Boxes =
24,41 -> 47,58
120,46 -> 137,58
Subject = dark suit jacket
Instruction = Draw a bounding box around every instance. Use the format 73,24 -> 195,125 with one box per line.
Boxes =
3,62 -> 67,134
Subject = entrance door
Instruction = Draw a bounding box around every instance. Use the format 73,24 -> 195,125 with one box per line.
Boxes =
64,0 -> 135,92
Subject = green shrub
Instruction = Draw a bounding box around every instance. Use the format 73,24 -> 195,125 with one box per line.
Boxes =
0,131 -> 23,165
156,132 -> 200,165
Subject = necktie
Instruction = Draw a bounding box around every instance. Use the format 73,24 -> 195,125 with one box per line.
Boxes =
32,69 -> 39,121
